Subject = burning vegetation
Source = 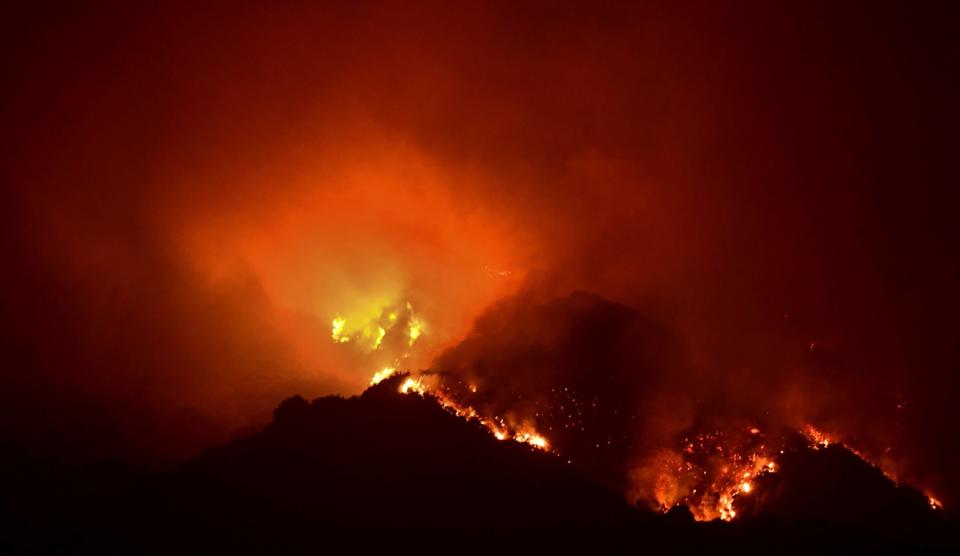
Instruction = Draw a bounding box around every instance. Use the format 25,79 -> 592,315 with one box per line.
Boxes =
331,301 -> 550,451
640,427 -> 780,521
387,367 -> 945,522
330,301 -> 426,355
395,373 -> 550,451
371,363 -> 945,522
334,291 -> 945,522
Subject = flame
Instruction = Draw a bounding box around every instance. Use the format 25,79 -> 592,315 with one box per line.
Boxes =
719,493 -> 736,520
330,301 -> 431,382
408,315 -> 424,347
331,316 -> 349,343
377,369 -> 551,452
798,423 -> 944,511
802,424 -> 832,449
801,423 -> 902,482
373,326 -> 386,350
365,355 -> 942,520
370,367 -> 396,385
513,425 -> 550,450
399,376 -> 427,394
662,422 -> 945,521
638,427 -> 782,521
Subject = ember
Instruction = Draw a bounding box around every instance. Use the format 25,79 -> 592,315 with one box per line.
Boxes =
375,368 -> 552,452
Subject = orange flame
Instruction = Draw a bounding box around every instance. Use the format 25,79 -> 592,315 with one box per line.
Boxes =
377,369 -> 551,452
374,364 -> 944,519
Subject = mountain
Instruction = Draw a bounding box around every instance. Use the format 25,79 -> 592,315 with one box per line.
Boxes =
1,374 -> 955,554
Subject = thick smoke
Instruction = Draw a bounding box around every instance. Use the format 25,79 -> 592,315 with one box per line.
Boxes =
2,1 -> 958,506
424,290 -> 813,510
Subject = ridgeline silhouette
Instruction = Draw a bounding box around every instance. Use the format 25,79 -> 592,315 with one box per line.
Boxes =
2,372 -> 955,554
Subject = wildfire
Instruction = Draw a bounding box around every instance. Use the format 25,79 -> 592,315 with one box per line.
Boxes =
630,426 -> 781,521
379,369 -> 551,451
370,367 -> 396,385
408,315 -> 424,347
331,316 -> 349,343
802,424 -> 833,449
399,376 -> 428,394
370,361 -> 947,521
372,366 -> 947,520
329,301 -> 427,354
374,363 -> 949,521
801,423 -> 905,485
798,423 -> 943,513
335,296 -> 547,453
659,422 -> 949,521
513,428 -> 550,449
343,304 -> 941,522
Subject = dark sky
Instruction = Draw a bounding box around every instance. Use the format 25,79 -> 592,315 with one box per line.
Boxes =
2,1 -> 958,504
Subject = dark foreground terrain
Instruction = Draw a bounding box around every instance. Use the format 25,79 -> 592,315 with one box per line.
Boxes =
2,376 -> 956,554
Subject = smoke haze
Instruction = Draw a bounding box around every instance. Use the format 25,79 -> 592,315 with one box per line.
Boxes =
2,1 -> 957,505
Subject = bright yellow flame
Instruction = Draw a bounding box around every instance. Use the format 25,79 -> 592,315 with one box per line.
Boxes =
515,431 -> 549,449
408,316 -> 424,347
370,367 -> 396,385
331,316 -> 350,343
718,493 -> 736,520
740,482 -> 752,493
373,326 -> 386,350
330,301 -> 428,354
929,496 -> 943,510
399,377 -> 427,395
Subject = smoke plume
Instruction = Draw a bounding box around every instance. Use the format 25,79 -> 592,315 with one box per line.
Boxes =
1,2 -> 957,507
